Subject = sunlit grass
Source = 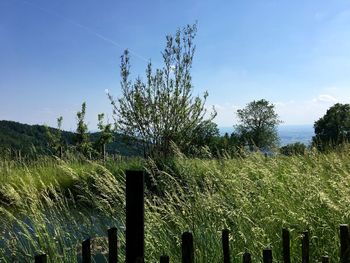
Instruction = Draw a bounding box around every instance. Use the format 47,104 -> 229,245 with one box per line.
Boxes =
0,146 -> 350,262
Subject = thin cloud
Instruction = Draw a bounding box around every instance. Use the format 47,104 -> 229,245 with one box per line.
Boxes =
312,94 -> 337,103
15,0 -> 150,63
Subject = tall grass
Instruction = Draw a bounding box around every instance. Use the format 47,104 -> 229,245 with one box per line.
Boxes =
1,147 -> 350,262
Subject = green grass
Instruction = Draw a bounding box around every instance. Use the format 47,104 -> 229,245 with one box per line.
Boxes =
1,147 -> 350,262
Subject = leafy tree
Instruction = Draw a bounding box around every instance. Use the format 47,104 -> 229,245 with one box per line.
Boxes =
313,103 -> 350,150
109,24 -> 215,157
45,116 -> 64,157
95,113 -> 115,159
191,120 -> 220,148
280,142 -> 307,156
75,102 -> 92,156
235,99 -> 281,150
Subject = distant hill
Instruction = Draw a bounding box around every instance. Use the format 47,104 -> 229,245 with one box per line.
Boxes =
0,120 -> 142,157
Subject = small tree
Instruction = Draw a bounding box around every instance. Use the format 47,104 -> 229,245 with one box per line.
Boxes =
109,24 -> 215,157
75,102 -> 92,156
313,103 -> 350,150
280,142 -> 307,156
95,113 -> 114,160
45,116 -> 64,157
235,99 -> 281,150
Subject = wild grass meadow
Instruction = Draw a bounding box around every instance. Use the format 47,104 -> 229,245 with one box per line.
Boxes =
1,146 -> 350,262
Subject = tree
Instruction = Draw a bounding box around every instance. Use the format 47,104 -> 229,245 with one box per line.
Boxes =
108,24 -> 215,157
280,142 -> 307,156
235,99 -> 281,150
45,116 -> 64,157
95,113 -> 115,160
75,102 -> 92,156
313,103 -> 350,150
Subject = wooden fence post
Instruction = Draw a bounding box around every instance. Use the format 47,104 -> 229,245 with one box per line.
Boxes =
282,228 -> 290,263
243,252 -> 252,263
222,229 -> 230,263
302,231 -> 309,263
160,255 -> 170,263
108,227 -> 118,263
82,238 -> 91,263
34,254 -> 47,263
340,224 -> 350,263
126,170 -> 145,263
263,248 -> 272,263
321,256 -> 329,263
182,231 -> 194,263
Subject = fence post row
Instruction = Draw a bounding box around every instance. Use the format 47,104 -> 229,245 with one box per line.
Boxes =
282,228 -> 290,263
108,227 -> 118,263
34,254 -> 47,263
263,248 -> 272,263
340,224 -> 350,263
125,170 -> 145,263
182,231 -> 194,263
243,252 -> 252,263
222,229 -> 231,263
82,238 -> 91,263
302,230 -> 309,263
28,171 -> 350,262
160,255 -> 170,263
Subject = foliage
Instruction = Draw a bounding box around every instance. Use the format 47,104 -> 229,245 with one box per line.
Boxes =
95,113 -> 115,156
109,24 -> 215,157
313,103 -> 350,150
280,142 -> 307,156
0,120 -> 142,159
75,102 -> 93,156
235,99 -> 281,150
45,116 -> 65,156
188,120 -> 220,154
2,148 -> 350,261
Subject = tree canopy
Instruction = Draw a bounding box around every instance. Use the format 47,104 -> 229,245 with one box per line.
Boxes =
313,103 -> 350,150
109,24 -> 215,157
235,99 -> 281,150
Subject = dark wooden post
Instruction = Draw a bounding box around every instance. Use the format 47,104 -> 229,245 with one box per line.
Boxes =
263,248 -> 272,263
302,231 -> 309,263
35,254 -> 47,263
182,231 -> 194,263
282,228 -> 290,263
160,255 -> 170,263
82,238 -> 91,263
108,227 -> 118,263
222,229 -> 230,263
321,256 -> 329,263
126,170 -> 145,263
243,252 -> 252,263
340,224 -> 350,263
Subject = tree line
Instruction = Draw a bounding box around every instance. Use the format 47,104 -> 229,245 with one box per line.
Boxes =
46,24 -> 350,159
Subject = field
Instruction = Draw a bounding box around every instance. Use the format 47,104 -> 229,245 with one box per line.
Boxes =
1,146 -> 350,262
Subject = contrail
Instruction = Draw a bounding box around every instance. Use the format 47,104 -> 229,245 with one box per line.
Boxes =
12,0 -> 150,63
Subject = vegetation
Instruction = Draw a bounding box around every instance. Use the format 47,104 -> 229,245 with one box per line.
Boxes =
1,146 -> 350,261
0,120 -> 141,158
235,99 -> 281,151
95,113 -> 115,159
313,103 -> 350,151
75,102 -> 93,157
280,142 -> 307,156
108,24 -> 216,158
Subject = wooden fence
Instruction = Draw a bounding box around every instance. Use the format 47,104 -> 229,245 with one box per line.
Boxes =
32,170 -> 350,262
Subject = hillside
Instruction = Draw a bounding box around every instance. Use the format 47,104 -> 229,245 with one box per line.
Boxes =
0,120 -> 141,157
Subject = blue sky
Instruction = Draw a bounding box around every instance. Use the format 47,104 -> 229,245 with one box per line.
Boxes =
1,0 -> 350,131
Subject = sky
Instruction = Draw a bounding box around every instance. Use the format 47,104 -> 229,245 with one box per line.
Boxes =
1,0 -> 350,131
